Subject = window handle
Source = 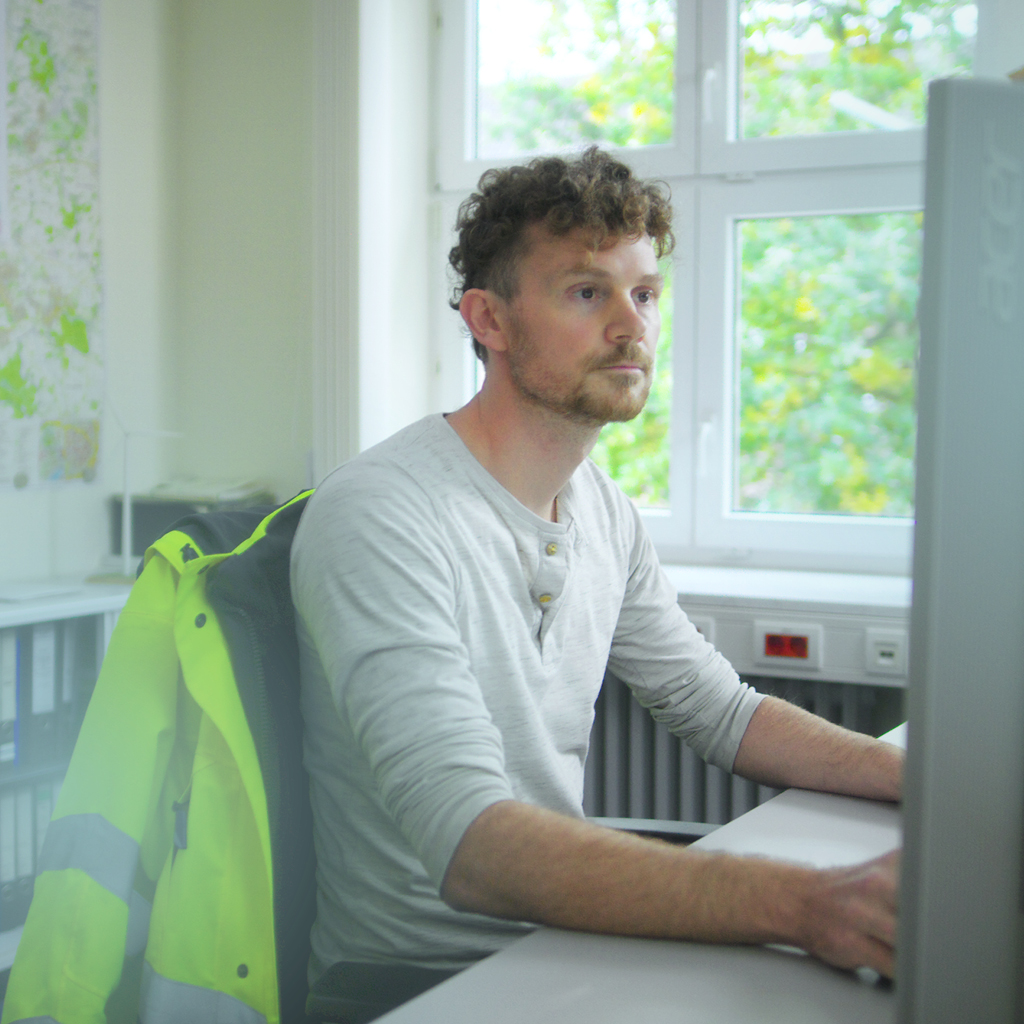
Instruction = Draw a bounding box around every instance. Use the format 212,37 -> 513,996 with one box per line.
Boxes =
702,65 -> 720,125
698,417 -> 716,478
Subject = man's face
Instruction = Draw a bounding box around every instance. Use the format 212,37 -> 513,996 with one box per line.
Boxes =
500,226 -> 663,426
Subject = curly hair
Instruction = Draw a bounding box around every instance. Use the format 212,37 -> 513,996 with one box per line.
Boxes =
449,146 -> 674,361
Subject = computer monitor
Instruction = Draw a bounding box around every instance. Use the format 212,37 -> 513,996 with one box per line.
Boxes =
899,77 -> 1024,1023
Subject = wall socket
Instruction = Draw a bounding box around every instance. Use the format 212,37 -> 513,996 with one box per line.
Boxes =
865,627 -> 908,677
753,620 -> 824,670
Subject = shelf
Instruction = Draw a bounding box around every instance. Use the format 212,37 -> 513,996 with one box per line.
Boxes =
0,762 -> 70,790
0,592 -> 126,972
0,583 -> 132,630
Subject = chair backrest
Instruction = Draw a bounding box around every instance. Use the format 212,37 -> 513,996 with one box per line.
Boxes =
169,493 -> 316,1024
173,494 -> 459,1023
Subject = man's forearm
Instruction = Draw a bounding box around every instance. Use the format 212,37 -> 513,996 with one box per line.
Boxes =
731,695 -> 903,801
442,800 -> 898,976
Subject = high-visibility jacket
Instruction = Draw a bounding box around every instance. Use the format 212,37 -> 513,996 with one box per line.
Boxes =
2,492 -> 316,1024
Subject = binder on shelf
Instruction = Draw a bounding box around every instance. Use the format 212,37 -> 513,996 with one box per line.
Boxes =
0,630 -> 17,770
34,781 -> 53,860
98,610 -> 115,674
0,783 -> 46,934
0,786 -> 36,932
14,783 -> 33,903
83,616 -> 101,719
58,619 -> 77,758
15,627 -> 30,776
29,622 -> 57,767
0,789 -> 19,932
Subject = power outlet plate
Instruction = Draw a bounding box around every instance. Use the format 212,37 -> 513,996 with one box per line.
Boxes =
753,620 -> 824,671
865,627 -> 908,677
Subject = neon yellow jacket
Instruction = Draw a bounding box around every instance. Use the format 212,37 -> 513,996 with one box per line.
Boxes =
2,492 -> 314,1024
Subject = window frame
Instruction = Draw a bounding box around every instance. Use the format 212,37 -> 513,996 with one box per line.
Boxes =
692,166 -> 922,571
630,181 -> 697,556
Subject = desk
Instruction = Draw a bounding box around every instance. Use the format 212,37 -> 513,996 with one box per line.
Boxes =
377,727 -> 905,1023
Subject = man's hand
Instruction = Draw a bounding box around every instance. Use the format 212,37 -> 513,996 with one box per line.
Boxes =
442,800 -> 900,976
795,849 -> 900,977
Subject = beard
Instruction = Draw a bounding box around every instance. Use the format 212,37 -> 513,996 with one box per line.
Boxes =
505,320 -> 654,427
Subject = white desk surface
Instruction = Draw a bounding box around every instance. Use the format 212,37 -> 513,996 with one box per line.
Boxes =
378,727 -> 906,1024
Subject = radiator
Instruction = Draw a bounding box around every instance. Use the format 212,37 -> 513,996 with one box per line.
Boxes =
582,673 -> 899,826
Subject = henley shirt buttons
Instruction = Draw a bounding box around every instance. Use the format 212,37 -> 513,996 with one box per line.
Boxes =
538,594 -> 553,604
546,542 -> 558,556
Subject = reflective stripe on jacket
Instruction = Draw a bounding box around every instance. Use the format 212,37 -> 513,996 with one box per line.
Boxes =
2,492 -> 314,1024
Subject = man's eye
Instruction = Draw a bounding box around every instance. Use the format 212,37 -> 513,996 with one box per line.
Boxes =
578,287 -> 596,300
636,290 -> 653,304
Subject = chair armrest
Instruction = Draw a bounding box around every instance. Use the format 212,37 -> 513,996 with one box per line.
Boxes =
588,816 -> 719,845
306,960 -> 461,1023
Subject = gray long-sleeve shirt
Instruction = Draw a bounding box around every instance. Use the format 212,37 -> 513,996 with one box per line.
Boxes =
291,414 -> 763,973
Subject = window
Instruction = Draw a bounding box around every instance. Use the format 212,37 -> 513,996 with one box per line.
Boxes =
691,166 -> 920,568
434,0 -> 999,573
589,264 -> 674,508
735,211 -> 920,519
738,1 -> 975,139
436,0 -> 696,189
476,0 -> 677,159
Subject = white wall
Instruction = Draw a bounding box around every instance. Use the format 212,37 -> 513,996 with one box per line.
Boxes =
0,0 -> 171,584
166,0 -> 313,499
0,0 -> 317,585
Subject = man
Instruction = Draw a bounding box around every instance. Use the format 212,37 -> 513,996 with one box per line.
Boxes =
291,147 -> 902,991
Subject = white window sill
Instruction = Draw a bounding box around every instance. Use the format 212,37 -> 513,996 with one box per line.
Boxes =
663,564 -> 911,615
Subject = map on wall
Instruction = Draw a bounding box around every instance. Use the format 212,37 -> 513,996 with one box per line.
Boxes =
0,0 -> 102,490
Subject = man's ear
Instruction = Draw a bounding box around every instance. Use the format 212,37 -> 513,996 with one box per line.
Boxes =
460,289 -> 511,357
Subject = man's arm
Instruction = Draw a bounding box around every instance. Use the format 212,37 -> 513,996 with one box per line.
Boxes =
731,695 -> 903,802
442,800 -> 898,976
442,695 -> 904,975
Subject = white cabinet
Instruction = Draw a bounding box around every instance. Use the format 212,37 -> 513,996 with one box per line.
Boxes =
0,584 -> 131,968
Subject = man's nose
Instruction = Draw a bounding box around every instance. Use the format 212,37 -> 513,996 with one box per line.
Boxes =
607,293 -> 647,342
